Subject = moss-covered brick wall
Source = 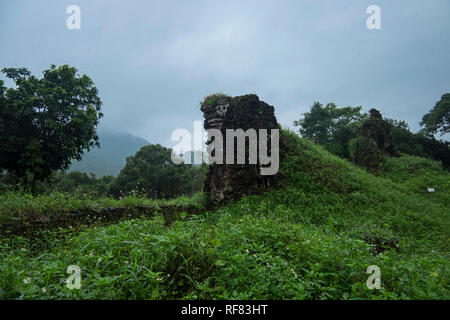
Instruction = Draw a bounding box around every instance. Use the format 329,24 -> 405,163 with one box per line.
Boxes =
200,94 -> 279,207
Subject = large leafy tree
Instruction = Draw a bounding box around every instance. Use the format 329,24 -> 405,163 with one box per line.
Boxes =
110,144 -> 206,198
0,65 -> 103,190
294,102 -> 364,158
421,93 -> 450,136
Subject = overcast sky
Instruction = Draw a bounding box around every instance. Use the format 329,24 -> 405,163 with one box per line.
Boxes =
1,0 -> 449,149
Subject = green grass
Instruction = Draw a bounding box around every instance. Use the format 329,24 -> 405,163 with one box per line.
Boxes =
0,192 -> 205,224
201,92 -> 231,107
381,154 -> 450,207
0,131 -> 448,299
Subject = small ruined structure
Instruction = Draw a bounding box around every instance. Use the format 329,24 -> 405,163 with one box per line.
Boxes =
359,109 -> 396,156
200,94 -> 279,206
352,108 -> 396,171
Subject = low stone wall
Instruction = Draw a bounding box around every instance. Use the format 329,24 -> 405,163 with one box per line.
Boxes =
0,204 -> 200,235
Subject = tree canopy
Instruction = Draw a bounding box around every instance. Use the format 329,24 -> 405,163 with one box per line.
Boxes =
0,65 -> 103,190
421,93 -> 450,136
110,144 -> 206,198
294,102 -> 365,158
295,101 -> 450,170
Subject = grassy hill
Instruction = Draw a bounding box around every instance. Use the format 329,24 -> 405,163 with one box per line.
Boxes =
0,130 -> 448,299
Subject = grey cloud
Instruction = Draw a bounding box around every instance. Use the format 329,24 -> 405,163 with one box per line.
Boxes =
1,0 -> 449,147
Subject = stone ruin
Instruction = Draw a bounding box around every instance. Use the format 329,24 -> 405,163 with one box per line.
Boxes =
200,94 -> 279,207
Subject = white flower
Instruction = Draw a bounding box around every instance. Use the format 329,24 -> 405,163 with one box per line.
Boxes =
20,248 -> 26,252
23,277 -> 31,284
41,287 -> 47,293
290,268 -> 298,278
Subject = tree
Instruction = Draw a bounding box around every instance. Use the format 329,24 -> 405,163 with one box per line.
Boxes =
294,102 -> 365,158
110,144 -> 206,198
421,93 -> 450,136
0,65 -> 103,191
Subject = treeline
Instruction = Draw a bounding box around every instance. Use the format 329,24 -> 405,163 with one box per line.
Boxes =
108,144 -> 206,198
1,64 -> 448,197
294,94 -> 450,171
1,144 -> 207,199
0,65 -> 206,198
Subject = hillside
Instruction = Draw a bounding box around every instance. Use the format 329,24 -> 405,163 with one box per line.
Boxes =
68,131 -> 149,177
0,131 -> 448,299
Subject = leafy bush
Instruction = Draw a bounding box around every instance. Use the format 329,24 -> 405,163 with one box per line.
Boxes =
110,144 -> 206,199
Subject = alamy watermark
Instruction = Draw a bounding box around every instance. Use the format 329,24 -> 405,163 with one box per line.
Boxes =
66,5 -> 81,30
366,265 -> 381,290
170,121 -> 279,175
66,264 -> 81,289
366,5 -> 381,30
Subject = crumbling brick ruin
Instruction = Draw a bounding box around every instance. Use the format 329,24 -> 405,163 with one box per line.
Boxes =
352,108 -> 396,171
201,94 -> 279,207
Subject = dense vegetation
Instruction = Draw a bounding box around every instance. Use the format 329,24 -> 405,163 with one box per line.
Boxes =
109,144 -> 207,199
0,65 -> 103,192
421,93 -> 450,136
1,66 -> 449,299
1,145 -> 206,199
294,100 -> 450,169
0,131 -> 448,299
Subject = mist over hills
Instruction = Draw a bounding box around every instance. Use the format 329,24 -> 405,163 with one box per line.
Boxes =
68,130 -> 149,177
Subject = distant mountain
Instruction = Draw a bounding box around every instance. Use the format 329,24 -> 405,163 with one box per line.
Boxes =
68,130 -> 149,177
181,150 -> 209,166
